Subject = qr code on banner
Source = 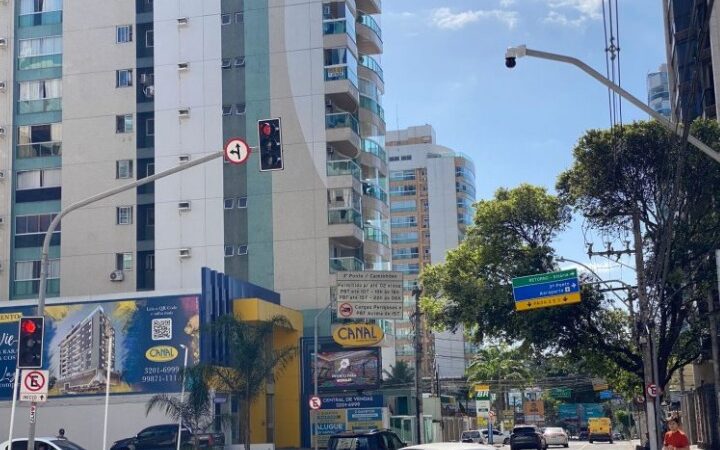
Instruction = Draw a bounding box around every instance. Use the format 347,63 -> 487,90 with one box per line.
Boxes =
151,318 -> 173,341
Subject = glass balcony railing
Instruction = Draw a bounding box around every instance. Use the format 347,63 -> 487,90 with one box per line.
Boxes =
359,55 -> 384,81
360,95 -> 385,121
17,142 -> 62,158
323,18 -> 356,40
326,112 -> 359,134
362,182 -> 388,204
18,54 -> 63,71
327,159 -> 361,180
362,139 -> 387,162
365,227 -> 389,246
18,98 -> 62,114
330,256 -> 365,273
18,10 -> 63,27
324,64 -> 358,88
328,209 -> 363,228
358,14 -> 382,41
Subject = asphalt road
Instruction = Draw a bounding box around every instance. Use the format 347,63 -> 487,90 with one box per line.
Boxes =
554,441 -> 637,450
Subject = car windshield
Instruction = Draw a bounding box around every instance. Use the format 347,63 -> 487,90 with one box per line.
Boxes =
329,437 -> 370,450
462,432 -> 480,438
545,428 -> 564,434
514,427 -> 536,434
50,441 -> 87,450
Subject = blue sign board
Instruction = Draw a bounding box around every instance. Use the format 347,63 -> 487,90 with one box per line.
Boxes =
347,408 -> 383,422
320,394 -> 383,410
512,279 -> 580,302
599,390 -> 613,400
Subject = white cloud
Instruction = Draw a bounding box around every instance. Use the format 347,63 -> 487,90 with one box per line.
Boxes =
543,10 -> 587,27
543,0 -> 602,27
430,7 -> 519,30
500,0 -> 516,6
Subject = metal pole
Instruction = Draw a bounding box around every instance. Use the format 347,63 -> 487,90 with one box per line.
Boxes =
8,368 -> 19,447
412,286 -> 423,445
178,344 -> 189,450
709,250 -> 720,441
313,303 -> 331,450
102,334 -> 113,450
632,212 -> 660,450
508,46 -> 720,165
29,149 -> 224,449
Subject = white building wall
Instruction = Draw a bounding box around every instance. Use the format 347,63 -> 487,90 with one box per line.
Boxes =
0,0 -> 13,300
154,0 -> 225,291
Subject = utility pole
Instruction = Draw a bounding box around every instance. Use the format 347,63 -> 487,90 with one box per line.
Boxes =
632,212 -> 661,450
412,286 -> 423,445
710,250 -> 720,441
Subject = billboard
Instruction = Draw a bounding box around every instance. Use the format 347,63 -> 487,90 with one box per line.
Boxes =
0,295 -> 200,398
313,348 -> 380,391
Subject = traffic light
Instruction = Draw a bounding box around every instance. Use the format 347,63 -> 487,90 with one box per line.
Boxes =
258,118 -> 284,171
17,317 -> 44,369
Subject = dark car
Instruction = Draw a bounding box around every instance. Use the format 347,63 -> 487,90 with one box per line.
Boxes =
578,431 -> 589,441
327,429 -> 406,450
510,426 -> 547,450
110,424 -> 224,450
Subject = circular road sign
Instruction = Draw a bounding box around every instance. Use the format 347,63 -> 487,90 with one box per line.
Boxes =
224,138 -> 251,165
23,370 -> 46,392
338,303 -> 353,318
309,396 -> 322,410
646,384 -> 661,398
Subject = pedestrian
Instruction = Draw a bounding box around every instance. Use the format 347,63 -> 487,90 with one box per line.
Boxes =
663,417 -> 690,450
56,428 -> 66,440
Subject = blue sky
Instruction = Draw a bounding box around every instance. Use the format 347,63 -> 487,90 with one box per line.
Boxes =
381,0 -> 666,280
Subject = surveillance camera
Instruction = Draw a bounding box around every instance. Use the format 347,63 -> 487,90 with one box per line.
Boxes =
505,57 -> 517,69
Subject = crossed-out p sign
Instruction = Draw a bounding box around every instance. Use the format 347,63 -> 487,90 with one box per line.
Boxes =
20,369 -> 49,402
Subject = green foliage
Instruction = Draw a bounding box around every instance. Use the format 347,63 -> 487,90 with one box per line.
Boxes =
383,360 -> 415,386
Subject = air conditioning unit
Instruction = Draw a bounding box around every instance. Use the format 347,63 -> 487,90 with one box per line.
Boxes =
0,81 -> 6,91
178,108 -> 190,118
177,17 -> 189,25
0,38 -> 7,47
177,62 -> 189,70
110,270 -> 124,281
178,200 -> 191,210
179,248 -> 191,258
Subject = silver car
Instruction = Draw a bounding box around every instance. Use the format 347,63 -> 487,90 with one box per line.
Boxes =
542,428 -> 569,448
460,430 -> 487,445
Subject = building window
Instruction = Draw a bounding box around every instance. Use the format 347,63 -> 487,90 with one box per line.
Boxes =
234,57 -> 245,67
221,13 -> 232,25
221,58 -> 232,69
222,105 -> 233,116
116,160 -> 133,179
116,253 -> 133,270
237,245 -> 248,255
116,206 -> 133,225
224,245 -> 234,257
146,30 -> 154,47
116,114 -> 134,133
19,78 -> 62,100
16,214 -> 60,236
146,254 -> 155,270
224,198 -> 235,209
235,104 -> 246,115
16,259 -> 60,281
235,12 -> 244,23
16,168 -> 61,190
17,123 -> 62,158
146,118 -> 155,136
116,69 -> 133,87
237,196 -> 248,208
389,156 -> 399,162
400,155 -> 412,161
116,25 -> 133,43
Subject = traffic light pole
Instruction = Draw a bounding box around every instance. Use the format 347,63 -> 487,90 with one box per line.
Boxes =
29,150 -> 225,449
412,286 -> 423,445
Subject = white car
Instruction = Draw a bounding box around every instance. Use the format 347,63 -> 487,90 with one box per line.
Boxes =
481,429 -> 511,445
0,438 -> 87,450
542,428 -> 569,448
460,430 -> 488,444
404,443 -> 496,450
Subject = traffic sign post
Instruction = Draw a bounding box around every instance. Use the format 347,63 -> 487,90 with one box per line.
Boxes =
309,396 -> 322,410
20,370 -> 49,402
224,138 -> 251,165
512,269 -> 581,311
646,384 -> 661,398
488,411 -> 496,444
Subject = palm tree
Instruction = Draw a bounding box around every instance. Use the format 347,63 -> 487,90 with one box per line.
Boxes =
383,361 -> 415,386
203,315 -> 297,450
145,366 -> 214,450
466,344 -> 532,417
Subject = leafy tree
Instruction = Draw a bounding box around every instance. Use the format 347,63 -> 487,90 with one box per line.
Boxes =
466,344 -> 532,414
382,360 -> 415,386
201,315 -> 297,450
146,365 -> 215,450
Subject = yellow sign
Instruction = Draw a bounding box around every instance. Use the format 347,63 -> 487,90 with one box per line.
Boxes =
332,324 -> 384,347
474,384 -> 490,393
515,292 -> 581,311
0,313 -> 22,323
145,345 -> 179,362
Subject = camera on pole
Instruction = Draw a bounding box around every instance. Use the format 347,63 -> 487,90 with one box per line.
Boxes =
18,317 -> 44,369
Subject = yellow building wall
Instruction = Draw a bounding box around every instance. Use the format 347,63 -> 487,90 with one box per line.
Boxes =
233,298 -> 303,448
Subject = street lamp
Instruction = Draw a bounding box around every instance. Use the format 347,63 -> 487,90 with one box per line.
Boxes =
504,45 -> 720,165
178,344 -> 189,450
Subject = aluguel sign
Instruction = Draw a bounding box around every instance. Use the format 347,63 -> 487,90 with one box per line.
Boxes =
332,324 -> 385,347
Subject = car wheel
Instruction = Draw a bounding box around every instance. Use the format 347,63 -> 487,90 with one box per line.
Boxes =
589,441 -> 593,444
564,444 -> 569,448
609,441 -> 613,445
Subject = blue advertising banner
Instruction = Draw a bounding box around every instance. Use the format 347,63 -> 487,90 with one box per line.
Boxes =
557,403 -> 605,422
0,295 -> 200,399
599,390 -> 613,400
320,394 -> 383,410
347,408 -> 383,422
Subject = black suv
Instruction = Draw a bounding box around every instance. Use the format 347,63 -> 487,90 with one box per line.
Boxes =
327,429 -> 407,450
510,425 -> 547,450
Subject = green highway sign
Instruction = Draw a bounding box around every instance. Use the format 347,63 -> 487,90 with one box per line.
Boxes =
511,269 -> 577,288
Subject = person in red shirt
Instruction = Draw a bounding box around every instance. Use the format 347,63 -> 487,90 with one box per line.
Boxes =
663,417 -> 690,450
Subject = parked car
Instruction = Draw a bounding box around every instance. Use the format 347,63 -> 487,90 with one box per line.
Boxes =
542,428 -> 568,448
612,432 -> 624,441
110,424 -> 224,450
510,425 -> 547,450
403,443 -> 495,450
328,429 -> 407,450
460,430 -> 487,444
480,429 -> 511,445
578,431 -> 589,441
0,438 -> 87,450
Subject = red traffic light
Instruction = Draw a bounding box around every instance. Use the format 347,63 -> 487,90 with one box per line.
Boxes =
21,319 -> 37,334
260,122 -> 273,136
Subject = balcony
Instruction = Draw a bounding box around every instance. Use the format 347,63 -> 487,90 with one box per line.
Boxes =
356,15 -> 383,55
362,181 -> 388,204
326,112 -> 361,159
327,159 -> 361,180
329,208 -> 363,228
365,227 -> 389,246
359,95 -> 386,133
18,54 -> 63,71
17,142 -> 62,159
356,0 -> 381,15
359,139 -> 388,175
330,256 -> 365,273
18,10 -> 63,27
325,65 -> 360,112
18,98 -> 62,114
358,55 -> 384,94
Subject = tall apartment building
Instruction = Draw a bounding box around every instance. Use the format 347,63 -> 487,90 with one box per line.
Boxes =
648,64 -> 671,118
0,0 -> 389,318
387,124 -> 475,379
